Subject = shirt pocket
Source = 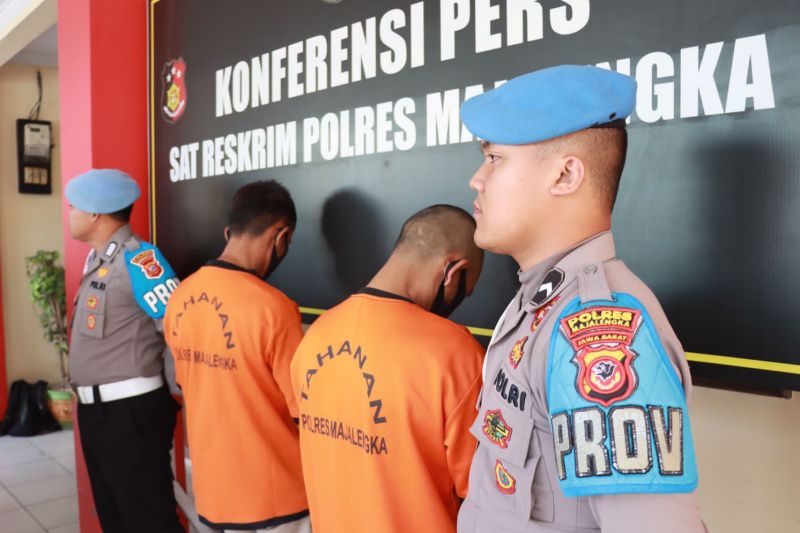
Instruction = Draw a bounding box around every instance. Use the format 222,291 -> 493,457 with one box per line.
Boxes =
76,291 -> 107,338
529,430 -> 555,523
470,405 -> 543,529
470,404 -> 533,466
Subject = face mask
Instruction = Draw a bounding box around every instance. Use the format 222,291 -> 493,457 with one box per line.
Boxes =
430,265 -> 467,318
263,236 -> 288,280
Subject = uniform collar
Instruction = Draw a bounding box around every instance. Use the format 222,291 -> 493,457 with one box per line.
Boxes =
356,287 -> 415,304
100,224 -> 133,262
519,231 -> 616,311
519,248 -> 575,308
206,259 -> 259,277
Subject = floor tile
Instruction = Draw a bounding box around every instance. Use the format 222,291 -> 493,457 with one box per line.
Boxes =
0,446 -> 47,469
0,507 -> 45,532
0,485 -> 21,512
6,475 -> 76,507
25,495 -> 78,529
26,432 -> 71,448
28,432 -> 73,458
50,454 -> 75,474
48,523 -> 79,533
0,436 -> 35,453
0,459 -> 67,487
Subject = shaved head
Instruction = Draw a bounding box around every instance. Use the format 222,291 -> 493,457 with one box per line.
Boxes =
394,205 -> 481,262
369,204 -> 484,314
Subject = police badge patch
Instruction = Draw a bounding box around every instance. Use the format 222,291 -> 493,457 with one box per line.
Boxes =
161,58 -> 187,124
130,250 -> 165,280
495,460 -> 516,494
125,243 -> 179,319
508,336 -> 528,369
482,409 -> 512,448
546,294 -> 699,497
560,306 -> 642,407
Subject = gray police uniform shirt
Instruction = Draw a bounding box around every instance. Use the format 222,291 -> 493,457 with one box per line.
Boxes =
458,232 -> 706,533
69,225 -> 179,386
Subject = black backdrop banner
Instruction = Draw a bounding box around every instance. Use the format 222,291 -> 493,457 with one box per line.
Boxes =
149,0 -> 800,390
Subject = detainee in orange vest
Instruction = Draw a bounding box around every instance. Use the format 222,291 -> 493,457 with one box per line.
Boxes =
164,180 -> 310,533
290,204 -> 486,533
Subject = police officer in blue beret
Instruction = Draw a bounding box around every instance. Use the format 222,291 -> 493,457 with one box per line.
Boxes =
66,169 -> 183,533
457,66 -> 707,532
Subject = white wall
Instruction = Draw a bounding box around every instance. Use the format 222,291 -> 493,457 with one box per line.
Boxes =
692,386 -> 799,532
0,63 -> 63,386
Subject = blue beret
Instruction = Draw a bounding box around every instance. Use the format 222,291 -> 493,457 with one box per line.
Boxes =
65,169 -> 141,214
461,65 -> 637,145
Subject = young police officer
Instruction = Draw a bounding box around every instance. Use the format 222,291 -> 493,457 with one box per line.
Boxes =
456,66 -> 707,532
66,168 -> 182,533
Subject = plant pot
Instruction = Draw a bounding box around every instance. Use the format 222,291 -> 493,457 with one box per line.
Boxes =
47,388 -> 74,429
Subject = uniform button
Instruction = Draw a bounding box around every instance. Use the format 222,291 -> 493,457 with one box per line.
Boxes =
583,265 -> 597,275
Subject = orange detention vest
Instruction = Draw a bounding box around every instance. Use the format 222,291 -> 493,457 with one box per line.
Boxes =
290,289 -> 485,533
164,261 -> 308,529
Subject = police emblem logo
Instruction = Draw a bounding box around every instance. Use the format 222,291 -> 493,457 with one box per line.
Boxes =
130,250 -> 164,279
161,58 -> 187,124
86,296 -> 99,310
561,306 -> 643,407
98,267 -> 109,278
531,295 -> 559,334
87,314 -> 97,330
508,336 -> 528,369
495,460 -> 516,494
574,346 -> 637,407
482,409 -> 513,448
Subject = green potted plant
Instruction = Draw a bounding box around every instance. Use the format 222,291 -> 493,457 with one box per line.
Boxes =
25,250 -> 73,428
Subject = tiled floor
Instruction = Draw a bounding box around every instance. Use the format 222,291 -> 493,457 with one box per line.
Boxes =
0,430 -> 78,533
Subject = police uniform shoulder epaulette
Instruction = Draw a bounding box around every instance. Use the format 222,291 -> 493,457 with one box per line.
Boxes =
123,235 -> 142,252
124,242 -> 180,319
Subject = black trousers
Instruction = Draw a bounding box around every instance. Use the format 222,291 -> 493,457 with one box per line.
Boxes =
77,385 -> 184,533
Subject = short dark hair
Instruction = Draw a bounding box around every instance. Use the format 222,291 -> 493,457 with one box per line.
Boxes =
108,204 -> 134,223
548,127 -> 628,211
393,204 -> 478,258
592,127 -> 628,211
227,180 -> 297,237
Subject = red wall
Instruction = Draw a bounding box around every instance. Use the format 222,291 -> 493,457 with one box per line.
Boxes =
60,0 -> 150,308
59,1 -> 149,531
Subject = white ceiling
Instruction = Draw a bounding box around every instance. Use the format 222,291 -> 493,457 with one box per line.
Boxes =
0,0 -> 57,68
9,21 -> 56,66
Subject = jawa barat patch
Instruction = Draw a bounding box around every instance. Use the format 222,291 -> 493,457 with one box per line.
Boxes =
130,250 -> 165,280
561,307 -> 643,407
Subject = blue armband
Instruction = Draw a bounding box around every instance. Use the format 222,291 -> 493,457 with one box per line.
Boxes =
546,293 -> 698,497
124,243 -> 179,319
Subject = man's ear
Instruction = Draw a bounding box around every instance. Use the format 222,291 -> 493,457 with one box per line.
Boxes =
443,258 -> 469,286
550,155 -> 586,197
274,225 -> 290,247
223,227 -> 230,241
